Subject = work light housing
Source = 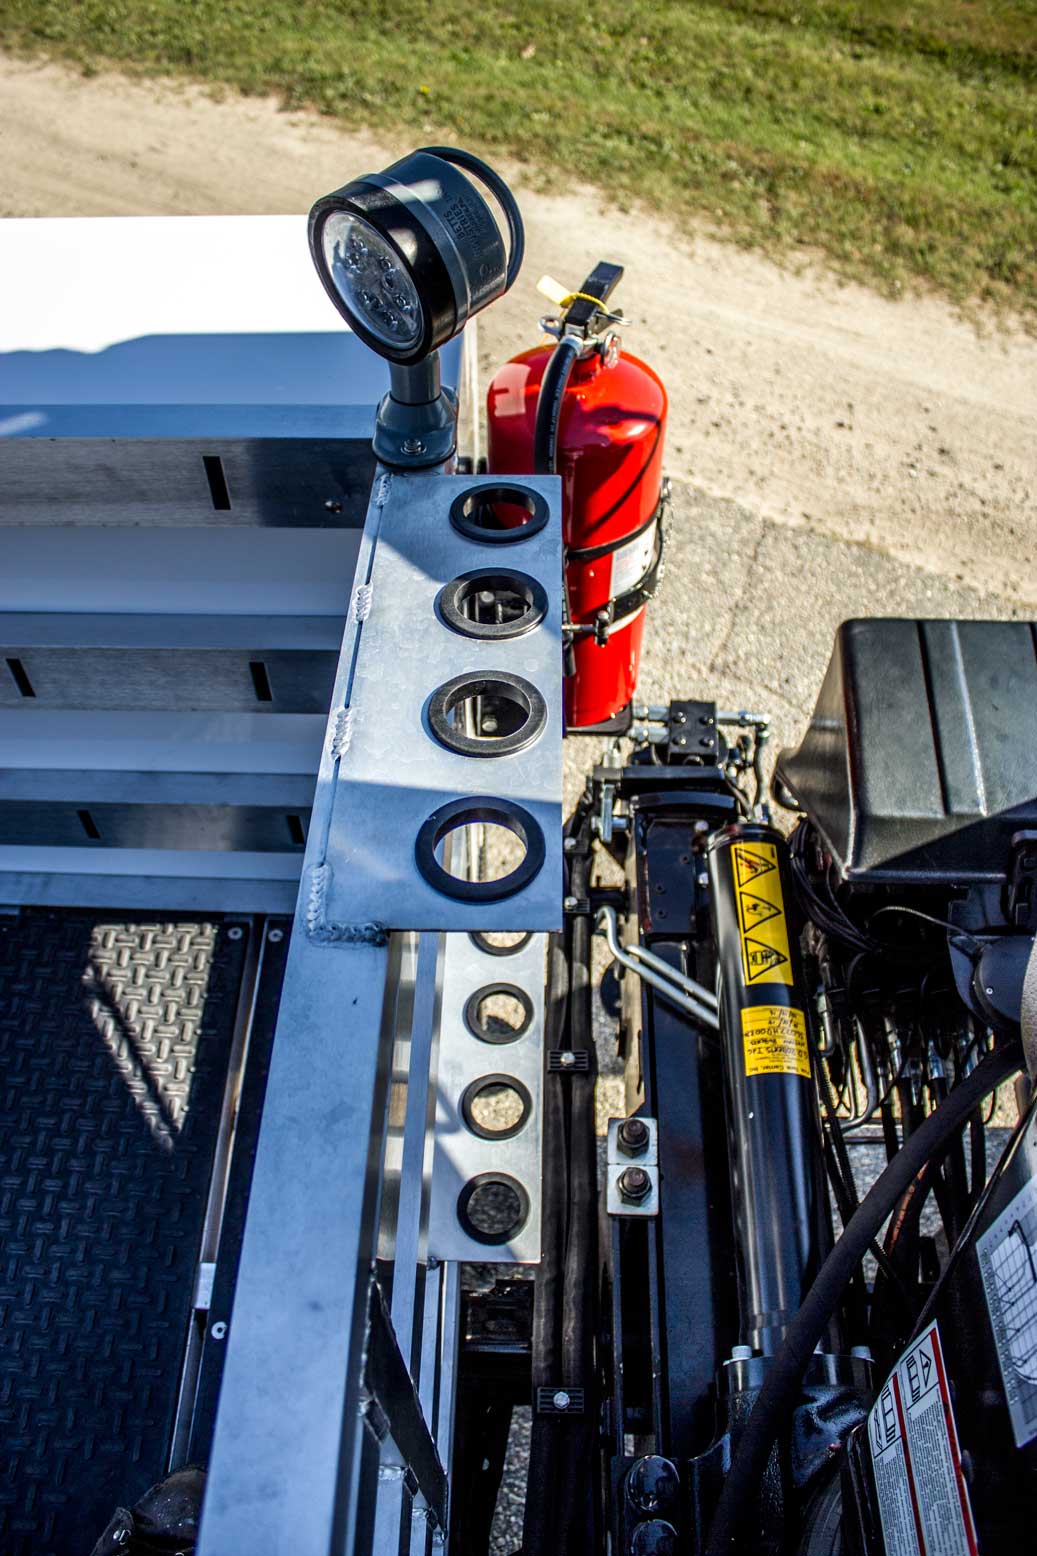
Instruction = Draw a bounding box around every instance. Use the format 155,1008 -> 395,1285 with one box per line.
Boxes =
308,146 -> 524,368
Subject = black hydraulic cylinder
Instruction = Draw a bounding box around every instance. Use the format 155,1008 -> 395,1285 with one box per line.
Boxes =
706,822 -> 833,1356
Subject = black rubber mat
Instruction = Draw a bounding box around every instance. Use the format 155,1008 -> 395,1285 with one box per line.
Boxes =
0,911 -> 247,1556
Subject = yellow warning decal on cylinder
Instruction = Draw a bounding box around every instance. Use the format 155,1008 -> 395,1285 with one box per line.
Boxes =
732,841 -> 793,986
741,1005 -> 810,1078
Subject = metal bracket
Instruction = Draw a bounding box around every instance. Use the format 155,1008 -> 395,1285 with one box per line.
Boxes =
427,930 -> 545,1263
315,473 -> 563,934
606,1116 -> 660,1218
362,1275 -> 447,1532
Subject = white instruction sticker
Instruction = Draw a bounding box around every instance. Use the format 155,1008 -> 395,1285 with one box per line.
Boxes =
610,518 -> 656,598
868,1321 -> 977,1556
976,1175 -> 1037,1448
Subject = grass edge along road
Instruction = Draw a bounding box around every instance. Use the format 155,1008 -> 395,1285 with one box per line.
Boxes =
2,0 -> 1035,318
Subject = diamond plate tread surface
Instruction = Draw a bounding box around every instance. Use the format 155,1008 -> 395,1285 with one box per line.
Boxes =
0,911 -> 247,1556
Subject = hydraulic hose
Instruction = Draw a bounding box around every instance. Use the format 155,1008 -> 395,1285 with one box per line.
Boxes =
704,1039 -> 1023,1556
533,336 -> 581,475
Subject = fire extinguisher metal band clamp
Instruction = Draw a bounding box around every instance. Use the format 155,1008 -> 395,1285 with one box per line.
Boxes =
486,261 -> 669,729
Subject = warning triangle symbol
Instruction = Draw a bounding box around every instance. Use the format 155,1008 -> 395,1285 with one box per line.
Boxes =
735,847 -> 776,887
739,891 -> 782,930
744,938 -> 789,982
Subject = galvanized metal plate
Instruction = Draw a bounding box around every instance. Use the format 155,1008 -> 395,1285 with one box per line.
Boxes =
427,930 -> 544,1262
606,1116 -> 660,1218
322,474 -> 562,933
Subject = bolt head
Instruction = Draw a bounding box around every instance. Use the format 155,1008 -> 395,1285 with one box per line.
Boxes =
227,926 -> 244,941
564,895 -> 578,911
693,819 -> 710,834
618,1165 -> 652,1203
559,1050 -> 575,1067
552,1389 -> 570,1411
268,927 -> 284,943
697,872 -> 709,888
401,437 -> 427,455
564,836 -> 578,853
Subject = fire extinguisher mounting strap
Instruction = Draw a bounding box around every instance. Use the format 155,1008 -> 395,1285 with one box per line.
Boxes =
611,521 -> 664,620
574,517 -> 664,637
566,500 -> 661,565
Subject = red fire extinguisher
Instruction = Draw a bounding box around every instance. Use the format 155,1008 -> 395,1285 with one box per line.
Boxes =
486,262 -> 668,729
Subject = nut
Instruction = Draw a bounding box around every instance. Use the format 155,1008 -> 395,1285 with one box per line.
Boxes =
617,1165 -> 652,1204
617,1116 -> 650,1157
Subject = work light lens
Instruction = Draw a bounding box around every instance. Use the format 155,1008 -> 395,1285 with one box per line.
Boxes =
321,212 -> 424,350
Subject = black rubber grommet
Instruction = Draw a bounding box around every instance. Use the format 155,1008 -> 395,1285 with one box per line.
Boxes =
449,484 -> 549,544
436,568 -> 548,641
463,983 -> 534,1044
461,1074 -> 533,1141
456,1172 -> 530,1246
468,930 -> 535,957
415,796 -> 545,901
426,672 -> 547,758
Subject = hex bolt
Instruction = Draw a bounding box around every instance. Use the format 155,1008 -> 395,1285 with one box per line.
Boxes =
617,1116 -> 650,1156
699,736 -> 713,749
618,1165 -> 652,1204
729,1344 -> 753,1361
402,437 -> 427,456
563,895 -> 578,912
552,1390 -> 571,1411
674,735 -> 687,747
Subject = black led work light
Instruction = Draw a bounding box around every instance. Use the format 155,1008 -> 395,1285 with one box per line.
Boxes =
308,146 -> 524,467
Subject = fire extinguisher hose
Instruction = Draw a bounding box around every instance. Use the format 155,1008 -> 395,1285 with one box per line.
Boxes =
533,336 -> 581,475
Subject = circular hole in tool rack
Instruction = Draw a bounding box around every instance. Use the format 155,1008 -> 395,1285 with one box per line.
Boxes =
427,672 -> 546,758
469,930 -> 534,957
464,983 -> 534,1044
415,797 -> 544,902
436,568 -> 548,641
462,1074 -> 532,1139
449,484 -> 549,544
457,1172 -> 530,1245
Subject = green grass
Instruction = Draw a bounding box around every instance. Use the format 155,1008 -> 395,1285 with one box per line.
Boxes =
3,1 -> 1035,313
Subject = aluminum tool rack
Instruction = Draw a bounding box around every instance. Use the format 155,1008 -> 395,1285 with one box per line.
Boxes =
0,215 -> 559,1556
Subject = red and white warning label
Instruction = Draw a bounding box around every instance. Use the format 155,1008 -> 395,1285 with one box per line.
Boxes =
868,1321 -> 977,1556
